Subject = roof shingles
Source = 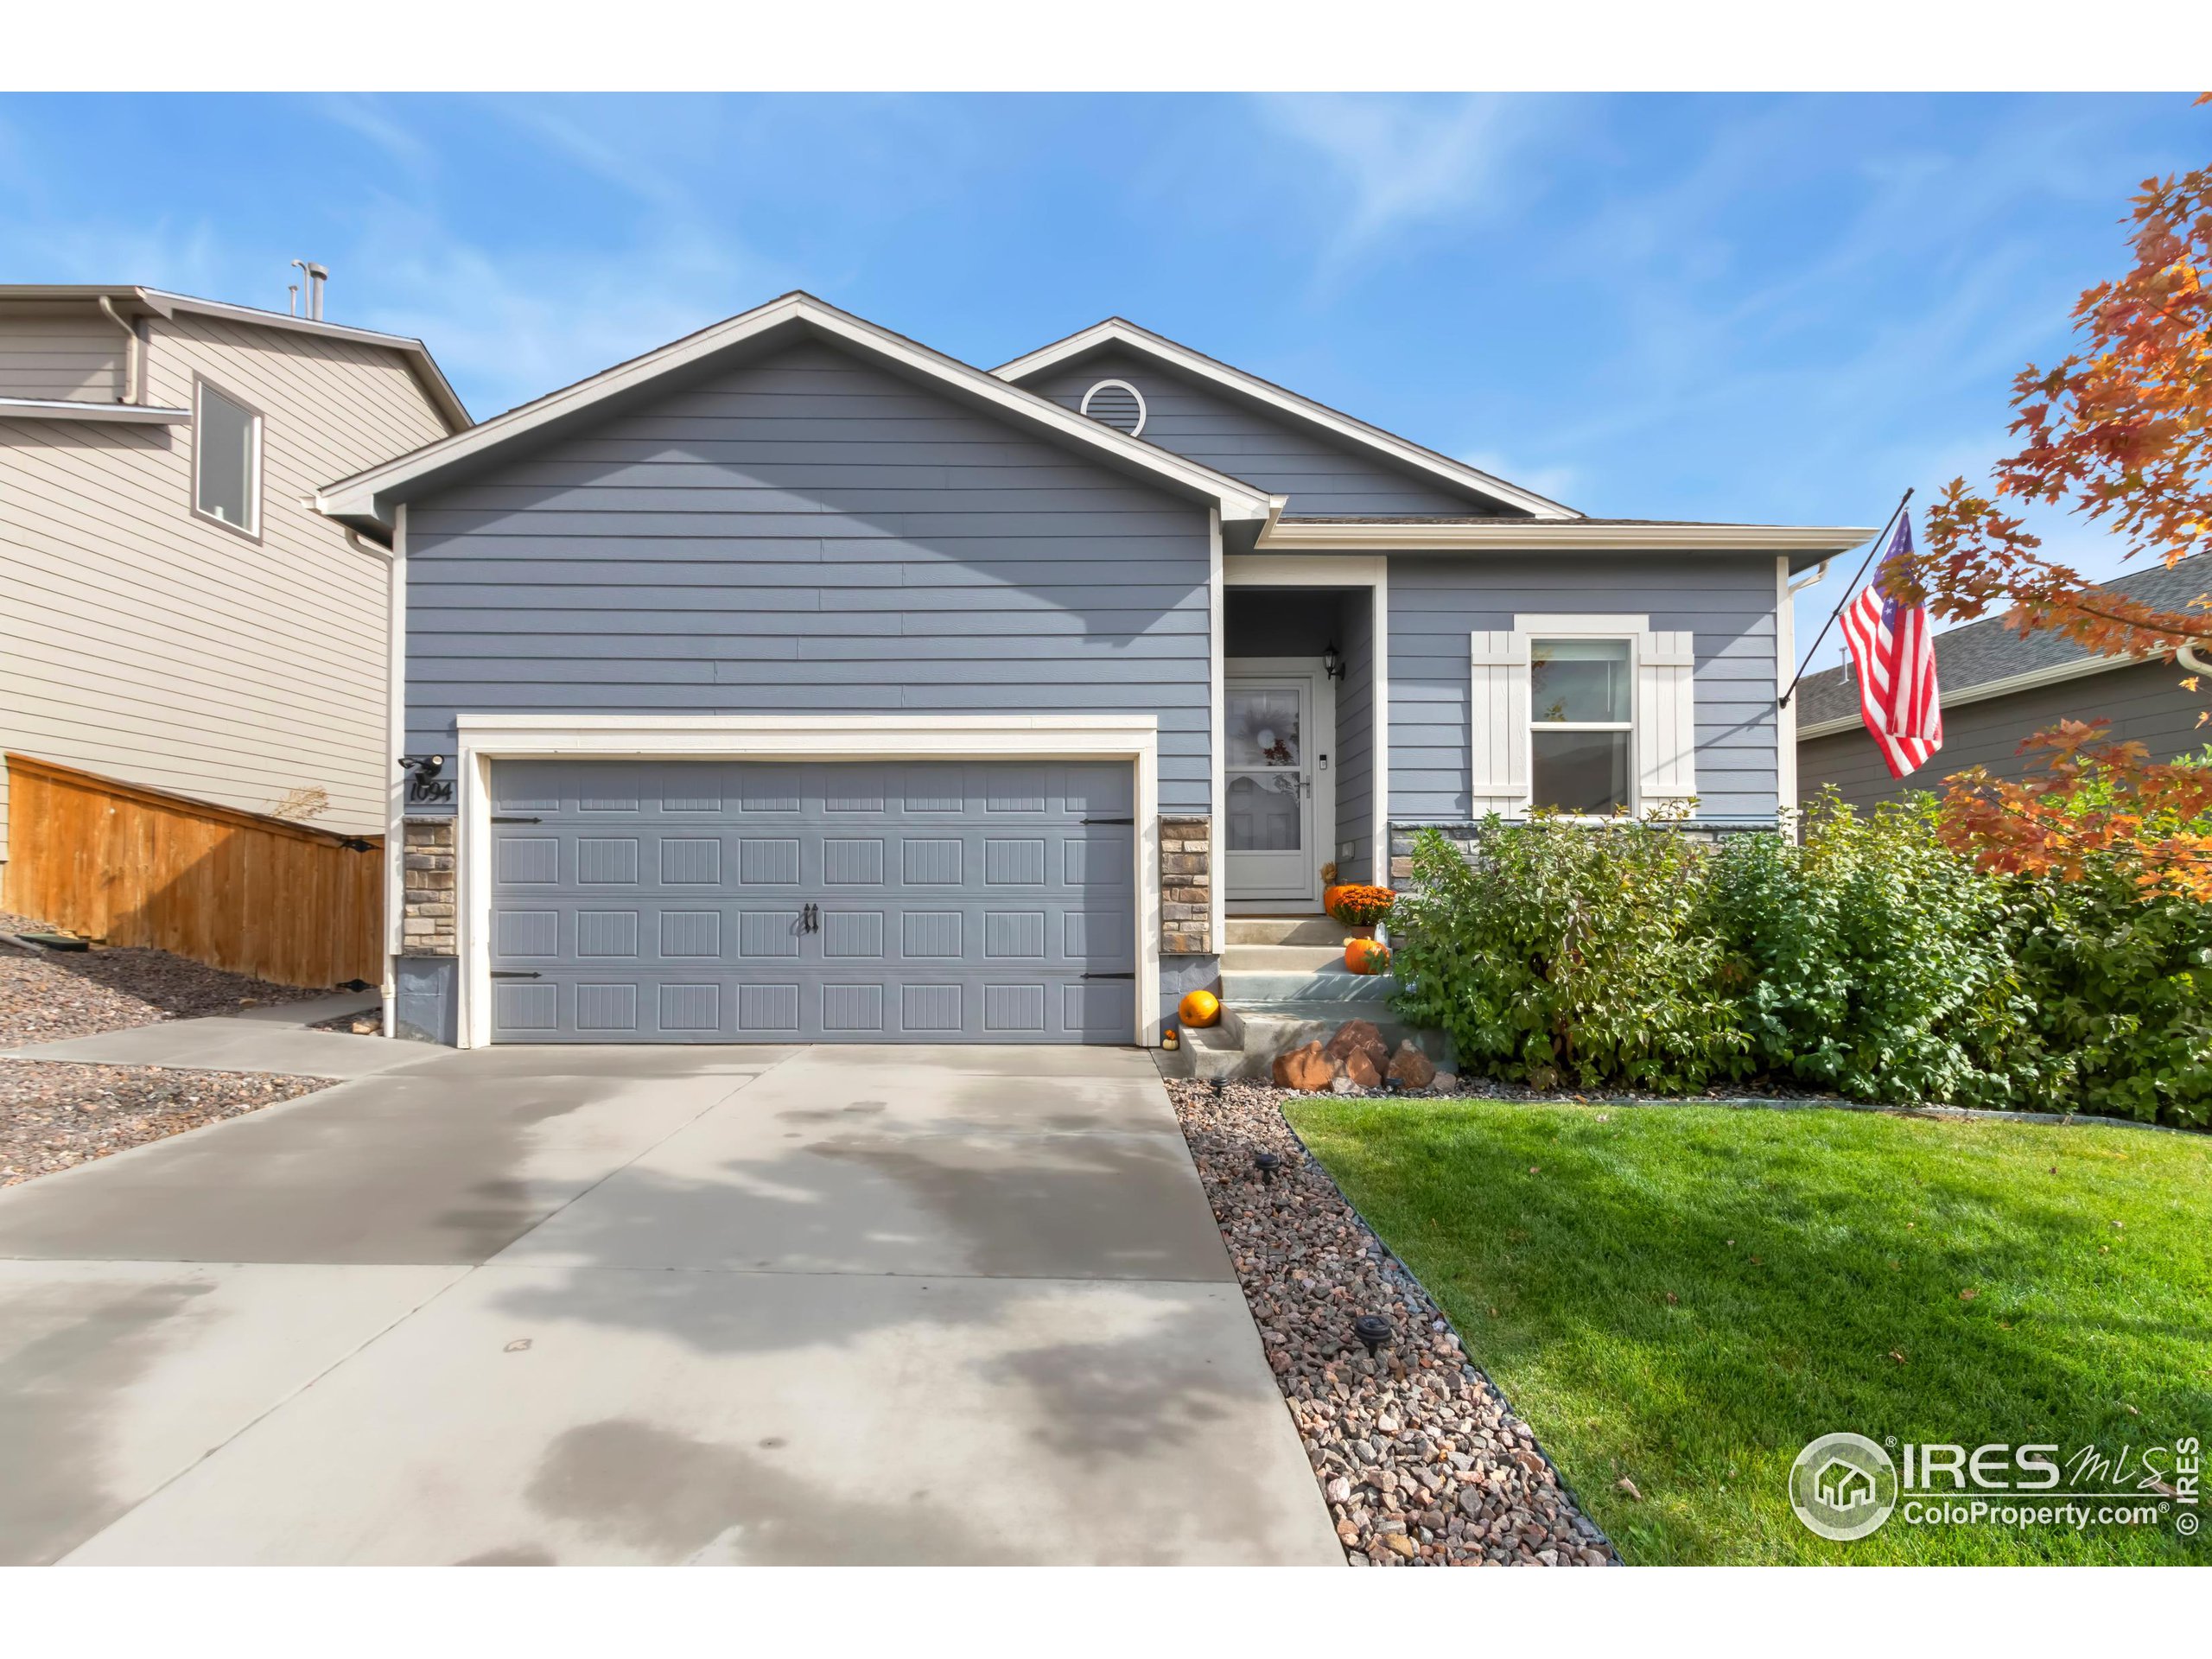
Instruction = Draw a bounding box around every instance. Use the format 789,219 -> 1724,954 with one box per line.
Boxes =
1795,554 -> 2206,725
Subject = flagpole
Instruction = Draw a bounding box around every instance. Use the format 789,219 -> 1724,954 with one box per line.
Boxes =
1778,486 -> 1914,710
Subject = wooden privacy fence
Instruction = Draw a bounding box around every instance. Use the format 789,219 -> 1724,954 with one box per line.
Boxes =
4,753 -> 383,988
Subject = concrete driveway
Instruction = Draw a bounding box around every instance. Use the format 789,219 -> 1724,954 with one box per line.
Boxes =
0,1042 -> 1338,1566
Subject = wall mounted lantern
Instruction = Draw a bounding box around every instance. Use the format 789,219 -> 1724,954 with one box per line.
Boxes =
399,753 -> 453,805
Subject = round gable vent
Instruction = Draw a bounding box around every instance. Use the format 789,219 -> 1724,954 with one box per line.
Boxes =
1079,378 -> 1147,437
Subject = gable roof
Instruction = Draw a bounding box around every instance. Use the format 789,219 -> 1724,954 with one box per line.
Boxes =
1795,553 -> 2206,734
0,285 -> 470,432
317,292 -> 1279,535
994,316 -> 1580,521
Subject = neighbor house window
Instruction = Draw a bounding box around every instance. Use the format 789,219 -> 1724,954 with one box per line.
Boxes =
194,379 -> 262,537
1529,638 -> 1633,813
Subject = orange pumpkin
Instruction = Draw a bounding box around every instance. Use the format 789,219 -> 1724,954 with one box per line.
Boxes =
1344,938 -> 1391,975
1322,883 -> 1354,918
1178,988 -> 1222,1028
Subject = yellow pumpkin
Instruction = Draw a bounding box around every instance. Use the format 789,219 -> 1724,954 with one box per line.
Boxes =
1344,938 -> 1391,976
1178,988 -> 1222,1028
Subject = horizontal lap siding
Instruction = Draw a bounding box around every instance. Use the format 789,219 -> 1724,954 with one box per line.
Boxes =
1,309 -> 452,868
1388,553 -> 1781,821
1798,658 -> 2206,811
405,340 -> 1213,810
0,312 -> 126,402
1021,346 -> 1488,515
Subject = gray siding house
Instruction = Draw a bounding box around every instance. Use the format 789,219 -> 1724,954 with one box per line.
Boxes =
319,295 -> 1867,1048
1796,555 -> 2208,810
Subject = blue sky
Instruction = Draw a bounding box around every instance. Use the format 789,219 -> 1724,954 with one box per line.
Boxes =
3,92 -> 2201,670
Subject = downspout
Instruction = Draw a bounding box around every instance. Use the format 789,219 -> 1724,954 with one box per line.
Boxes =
345,527 -> 395,563
96,296 -> 141,404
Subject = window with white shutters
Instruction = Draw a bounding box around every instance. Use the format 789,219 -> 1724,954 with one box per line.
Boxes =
1467,616 -> 1699,817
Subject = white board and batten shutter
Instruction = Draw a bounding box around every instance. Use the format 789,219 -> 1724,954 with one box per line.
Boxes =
1468,630 -> 1530,817
1635,630 -> 1699,807
1468,618 -> 1700,817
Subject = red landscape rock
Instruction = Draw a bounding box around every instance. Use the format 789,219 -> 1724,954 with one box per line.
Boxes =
1272,1039 -> 1337,1091
1324,1018 -> 1389,1073
1386,1040 -> 1437,1090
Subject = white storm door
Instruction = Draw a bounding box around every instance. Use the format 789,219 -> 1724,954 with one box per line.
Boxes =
1224,676 -> 1314,903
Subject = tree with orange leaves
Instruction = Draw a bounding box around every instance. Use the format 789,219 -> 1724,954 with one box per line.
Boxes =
1885,99 -> 2212,893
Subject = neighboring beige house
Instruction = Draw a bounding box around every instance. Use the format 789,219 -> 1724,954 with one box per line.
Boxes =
0,285 -> 467,901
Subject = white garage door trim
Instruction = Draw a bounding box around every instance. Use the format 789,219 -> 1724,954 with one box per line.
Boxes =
450,714 -> 1162,1051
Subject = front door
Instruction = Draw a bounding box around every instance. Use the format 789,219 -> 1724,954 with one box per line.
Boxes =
1224,673 -> 1319,906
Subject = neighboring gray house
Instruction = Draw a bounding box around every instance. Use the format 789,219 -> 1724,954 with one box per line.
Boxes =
317,294 -> 1868,1048
1796,555 -> 2208,811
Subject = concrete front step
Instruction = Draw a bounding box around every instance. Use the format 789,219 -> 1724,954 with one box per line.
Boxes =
1220,963 -> 1395,1005
1225,915 -> 1342,946
1220,944 -> 1345,972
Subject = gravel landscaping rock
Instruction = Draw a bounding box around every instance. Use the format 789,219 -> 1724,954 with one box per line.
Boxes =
0,911 -> 327,1047
0,1058 -> 332,1185
1167,1077 -> 1616,1567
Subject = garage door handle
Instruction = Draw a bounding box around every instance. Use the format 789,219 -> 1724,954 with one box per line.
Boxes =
493,815 -> 542,823
1082,970 -> 1135,980
1081,817 -> 1134,825
491,970 -> 542,979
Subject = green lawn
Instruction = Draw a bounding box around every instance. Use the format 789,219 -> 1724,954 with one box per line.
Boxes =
1284,1098 -> 2212,1564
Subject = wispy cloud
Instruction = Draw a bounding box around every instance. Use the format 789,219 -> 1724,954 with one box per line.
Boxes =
343,197 -> 795,417
310,94 -> 439,181
1463,449 -> 1579,506
1255,94 -> 1547,289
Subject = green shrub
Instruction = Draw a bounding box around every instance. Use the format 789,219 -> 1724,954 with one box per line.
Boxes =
2005,864 -> 2212,1128
1702,794 -> 2039,1107
1389,818 -> 1746,1092
1384,794 -> 2210,1128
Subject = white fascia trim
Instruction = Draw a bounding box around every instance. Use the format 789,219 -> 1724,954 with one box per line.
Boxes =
0,396 -> 188,424
1796,651 -> 2152,741
448,714 -> 1163,1051
995,319 -> 1579,522
1259,519 -> 1877,554
320,296 -> 1269,530
1224,554 -> 1389,876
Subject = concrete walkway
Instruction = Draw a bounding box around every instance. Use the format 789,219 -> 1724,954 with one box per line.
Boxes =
0,1043 -> 1338,1566
2,996 -> 404,1079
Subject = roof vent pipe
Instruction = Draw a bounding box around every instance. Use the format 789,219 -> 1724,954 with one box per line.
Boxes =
290,259 -> 329,321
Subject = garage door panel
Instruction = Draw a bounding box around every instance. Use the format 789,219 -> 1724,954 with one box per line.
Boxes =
488,759 -> 1138,1044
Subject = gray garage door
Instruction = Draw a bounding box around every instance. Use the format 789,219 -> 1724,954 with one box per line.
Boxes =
486,759 -> 1137,1044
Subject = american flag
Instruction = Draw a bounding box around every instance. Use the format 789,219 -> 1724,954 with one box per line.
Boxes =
1839,516 -> 1944,779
